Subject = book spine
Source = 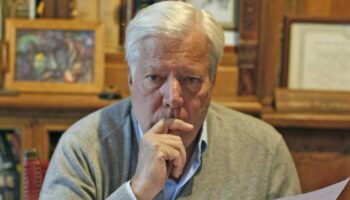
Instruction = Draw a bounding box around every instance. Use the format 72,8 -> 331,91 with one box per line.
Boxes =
0,0 -> 5,40
43,0 -> 56,18
28,0 -> 36,19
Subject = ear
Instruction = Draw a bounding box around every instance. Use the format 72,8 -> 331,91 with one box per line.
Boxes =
128,66 -> 133,87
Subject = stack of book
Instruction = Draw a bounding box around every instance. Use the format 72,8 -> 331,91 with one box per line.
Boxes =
0,130 -> 21,200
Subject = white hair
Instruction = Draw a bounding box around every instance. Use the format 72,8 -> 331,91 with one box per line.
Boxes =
125,1 -> 225,81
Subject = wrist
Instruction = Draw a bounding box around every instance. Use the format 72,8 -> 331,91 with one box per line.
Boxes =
130,177 -> 155,200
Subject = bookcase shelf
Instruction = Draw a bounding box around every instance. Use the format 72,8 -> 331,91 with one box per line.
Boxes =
262,112 -> 350,129
0,93 -> 114,199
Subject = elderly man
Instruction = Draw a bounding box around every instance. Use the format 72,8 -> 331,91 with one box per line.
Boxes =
40,1 -> 301,200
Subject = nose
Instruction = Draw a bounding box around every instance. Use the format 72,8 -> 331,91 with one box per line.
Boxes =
162,76 -> 184,110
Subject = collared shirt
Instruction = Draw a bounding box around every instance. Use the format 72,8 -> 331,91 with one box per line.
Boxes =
126,120 -> 208,200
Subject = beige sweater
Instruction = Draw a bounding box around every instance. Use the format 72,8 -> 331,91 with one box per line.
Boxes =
40,98 -> 301,200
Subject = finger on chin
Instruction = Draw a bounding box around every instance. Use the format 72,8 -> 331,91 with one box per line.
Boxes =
165,118 -> 194,132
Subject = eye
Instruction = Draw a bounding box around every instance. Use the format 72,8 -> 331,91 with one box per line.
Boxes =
183,76 -> 202,84
143,74 -> 165,90
146,74 -> 162,81
182,76 -> 203,91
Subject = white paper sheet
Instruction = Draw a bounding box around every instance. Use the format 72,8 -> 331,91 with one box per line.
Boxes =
275,177 -> 349,200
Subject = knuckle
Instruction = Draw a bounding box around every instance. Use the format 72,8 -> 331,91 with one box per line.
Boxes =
155,151 -> 166,162
153,141 -> 161,150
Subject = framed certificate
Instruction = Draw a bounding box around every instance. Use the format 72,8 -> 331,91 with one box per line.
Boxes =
281,16 -> 350,92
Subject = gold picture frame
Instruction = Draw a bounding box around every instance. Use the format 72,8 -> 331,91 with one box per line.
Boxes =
5,19 -> 104,95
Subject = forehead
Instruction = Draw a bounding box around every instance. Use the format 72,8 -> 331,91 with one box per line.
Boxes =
142,31 -> 207,53
136,30 -> 209,72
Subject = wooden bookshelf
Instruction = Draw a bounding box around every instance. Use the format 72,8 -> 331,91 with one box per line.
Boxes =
0,93 -> 115,111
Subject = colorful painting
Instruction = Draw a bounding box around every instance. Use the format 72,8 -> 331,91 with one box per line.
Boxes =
15,30 -> 95,83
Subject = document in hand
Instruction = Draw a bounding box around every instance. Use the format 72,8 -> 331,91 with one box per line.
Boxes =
275,177 -> 349,200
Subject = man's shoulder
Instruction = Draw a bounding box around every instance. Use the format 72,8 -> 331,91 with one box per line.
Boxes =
76,98 -> 132,129
207,102 -> 283,153
208,101 -> 264,127
61,98 -> 133,144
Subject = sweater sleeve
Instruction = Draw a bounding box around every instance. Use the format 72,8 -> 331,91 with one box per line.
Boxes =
267,138 -> 302,199
106,181 -> 137,200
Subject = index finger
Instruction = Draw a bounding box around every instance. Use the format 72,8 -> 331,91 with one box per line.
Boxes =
147,118 -> 194,135
165,118 -> 194,133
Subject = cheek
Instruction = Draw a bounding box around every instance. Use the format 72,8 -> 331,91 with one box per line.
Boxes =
134,91 -> 162,111
185,84 -> 212,117
132,83 -> 163,114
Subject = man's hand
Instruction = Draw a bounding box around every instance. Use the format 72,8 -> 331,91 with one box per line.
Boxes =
131,118 -> 194,200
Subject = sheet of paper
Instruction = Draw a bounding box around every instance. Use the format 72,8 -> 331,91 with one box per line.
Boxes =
275,177 -> 349,200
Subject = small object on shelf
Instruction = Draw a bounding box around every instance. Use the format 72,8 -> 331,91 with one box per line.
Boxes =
99,85 -> 121,100
0,89 -> 19,96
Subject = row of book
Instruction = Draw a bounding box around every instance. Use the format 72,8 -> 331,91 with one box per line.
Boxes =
4,0 -> 72,19
0,130 -> 21,200
0,128 -> 62,200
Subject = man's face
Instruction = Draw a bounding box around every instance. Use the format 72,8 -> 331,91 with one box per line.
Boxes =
129,29 -> 213,148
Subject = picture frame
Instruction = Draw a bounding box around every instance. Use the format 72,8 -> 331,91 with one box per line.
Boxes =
187,0 -> 240,30
4,18 -> 104,95
281,16 -> 350,92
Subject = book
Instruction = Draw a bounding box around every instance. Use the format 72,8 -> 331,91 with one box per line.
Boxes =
44,0 -> 71,18
0,130 -> 21,200
43,0 -> 55,18
0,132 -> 17,169
56,0 -> 71,18
0,169 -> 20,200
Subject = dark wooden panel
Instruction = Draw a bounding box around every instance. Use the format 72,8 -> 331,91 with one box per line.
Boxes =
278,128 -> 350,200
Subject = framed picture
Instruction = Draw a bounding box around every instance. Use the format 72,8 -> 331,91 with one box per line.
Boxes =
188,0 -> 240,30
4,19 -> 104,94
281,16 -> 350,92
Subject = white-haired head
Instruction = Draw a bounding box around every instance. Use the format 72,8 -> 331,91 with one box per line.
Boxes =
125,1 -> 225,81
